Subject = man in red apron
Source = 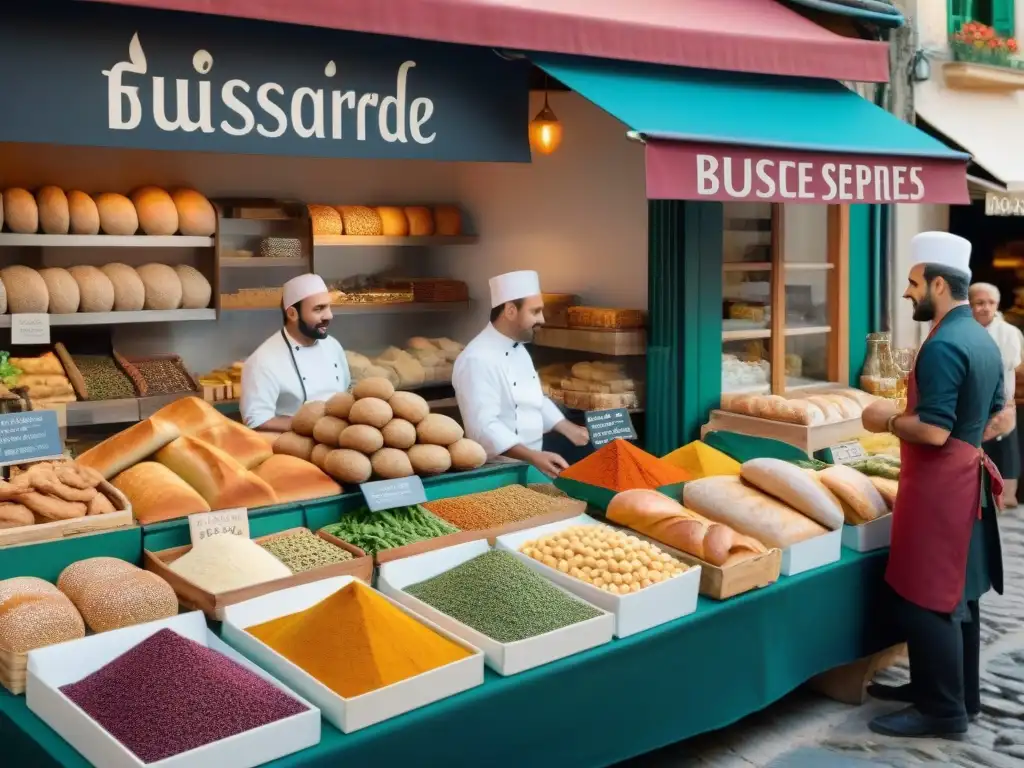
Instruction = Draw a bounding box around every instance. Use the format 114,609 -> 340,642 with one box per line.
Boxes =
862,232 -> 1004,739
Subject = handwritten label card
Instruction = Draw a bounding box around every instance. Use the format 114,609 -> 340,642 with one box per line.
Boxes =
585,408 -> 637,447
830,441 -> 867,465
360,476 -> 427,512
0,410 -> 62,467
11,313 -> 50,345
188,507 -> 250,544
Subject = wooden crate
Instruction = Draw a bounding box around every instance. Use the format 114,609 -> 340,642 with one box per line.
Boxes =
533,326 -> 646,356
143,527 -> 373,620
0,480 -> 133,549
702,409 -> 867,456
0,647 -> 28,695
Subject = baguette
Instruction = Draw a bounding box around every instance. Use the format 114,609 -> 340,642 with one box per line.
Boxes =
76,417 -> 182,480
683,476 -> 828,549
819,465 -> 889,523
804,396 -> 845,424
155,436 -> 278,510
193,420 -> 273,470
606,488 -> 766,566
740,458 -> 844,530
112,461 -> 210,524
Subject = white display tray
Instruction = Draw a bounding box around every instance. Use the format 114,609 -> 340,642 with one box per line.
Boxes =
495,514 -> 701,638
221,576 -> 484,734
841,514 -> 893,552
378,539 -> 615,676
26,611 -> 320,768
781,528 -> 843,576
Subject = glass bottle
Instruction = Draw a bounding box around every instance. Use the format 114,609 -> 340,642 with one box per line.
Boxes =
860,332 -> 899,398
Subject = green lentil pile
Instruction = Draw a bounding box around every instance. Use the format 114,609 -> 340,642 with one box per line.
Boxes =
319,506 -> 459,556
405,550 -> 602,643
74,355 -> 136,400
259,529 -> 354,574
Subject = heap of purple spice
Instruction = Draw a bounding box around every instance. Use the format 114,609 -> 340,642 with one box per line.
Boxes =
61,628 -> 307,763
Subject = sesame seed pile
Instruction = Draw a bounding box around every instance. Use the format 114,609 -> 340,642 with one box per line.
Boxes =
61,628 -> 307,763
259,529 -> 354,574
405,550 -> 602,643
422,485 -> 575,531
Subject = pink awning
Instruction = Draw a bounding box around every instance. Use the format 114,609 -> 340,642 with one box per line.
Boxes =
645,141 -> 970,205
82,0 -> 891,82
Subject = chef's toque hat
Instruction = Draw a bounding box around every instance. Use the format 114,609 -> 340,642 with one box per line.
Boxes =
910,232 -> 972,278
489,270 -> 541,308
282,274 -> 329,308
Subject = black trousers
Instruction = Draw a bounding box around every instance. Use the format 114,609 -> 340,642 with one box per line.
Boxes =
891,585 -> 981,719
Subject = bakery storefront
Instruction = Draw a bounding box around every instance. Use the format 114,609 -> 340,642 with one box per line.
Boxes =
0,2 -> 969,767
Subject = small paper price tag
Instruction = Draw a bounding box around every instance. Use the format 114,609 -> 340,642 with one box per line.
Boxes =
360,476 -> 427,512
11,313 -> 50,345
830,441 -> 867,465
0,410 -> 63,467
188,508 -> 250,544
584,408 -> 637,447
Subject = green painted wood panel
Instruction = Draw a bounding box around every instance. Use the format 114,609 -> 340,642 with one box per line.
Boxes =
849,204 -> 871,384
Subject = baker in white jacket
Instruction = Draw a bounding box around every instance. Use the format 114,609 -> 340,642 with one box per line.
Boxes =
241,273 -> 351,432
453,270 -> 590,477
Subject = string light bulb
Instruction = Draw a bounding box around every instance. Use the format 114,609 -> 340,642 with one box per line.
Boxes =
529,88 -> 563,155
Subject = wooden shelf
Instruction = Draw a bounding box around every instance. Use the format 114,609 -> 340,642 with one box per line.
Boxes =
314,235 -> 477,247
723,262 -> 834,272
722,325 -> 831,342
221,257 -> 309,268
65,392 -> 200,427
0,234 -> 213,248
223,301 -> 470,316
0,309 -> 216,328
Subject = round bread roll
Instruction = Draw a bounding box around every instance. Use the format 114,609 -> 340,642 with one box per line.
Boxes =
352,376 -> 395,401
388,391 -> 430,424
404,206 -> 435,236
308,204 -> 342,236
310,443 -> 332,470
326,391 -> 355,419
338,424 -> 384,454
38,268 -> 80,314
0,592 -> 85,654
75,569 -> 177,633
312,415 -> 348,447
434,205 -> 462,236
348,397 -> 393,429
324,449 -> 372,484
1,266 -> 49,313
68,265 -> 115,312
36,186 -> 70,235
371,448 -> 414,479
171,189 -> 216,236
95,193 -> 138,236
131,186 -> 179,236
376,206 -> 409,236
416,413 -> 464,446
100,263 -> 146,311
173,264 -> 212,309
272,432 -> 316,462
408,444 -> 452,476
57,557 -> 138,605
3,188 -> 38,234
381,418 -> 417,450
448,438 -> 487,470
292,401 -> 327,437
68,191 -> 100,235
136,263 -> 183,310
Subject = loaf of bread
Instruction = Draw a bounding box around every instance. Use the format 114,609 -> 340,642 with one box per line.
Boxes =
193,420 -> 273,469
720,394 -> 826,426
131,186 -> 179,236
434,205 -> 462,236
136,263 -> 183,310
151,396 -> 225,436
95,192 -> 138,236
740,458 -> 844,531
112,461 -> 211,523
308,204 -> 342,235
155,436 -> 278,510
0,578 -> 84,654
101,263 -> 146,311
57,557 -> 137,604
683,476 -> 828,549
870,476 -> 898,509
38,267 -> 80,314
804,396 -> 845,424
3,189 -> 38,234
68,191 -> 100,235
404,206 -> 434,236
171,189 -> 216,236
77,418 -> 183,479
68,265 -> 115,312
174,264 -> 212,309
2,266 -> 49,313
337,206 -> 383,236
253,454 -> 341,503
37,186 -> 70,235
819,465 -> 889,524
74,568 -> 178,633
607,488 -> 767,566
377,206 -> 409,236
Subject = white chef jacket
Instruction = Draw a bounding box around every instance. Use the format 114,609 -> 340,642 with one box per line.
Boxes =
241,329 -> 351,428
452,323 -> 565,457
986,314 -> 1023,405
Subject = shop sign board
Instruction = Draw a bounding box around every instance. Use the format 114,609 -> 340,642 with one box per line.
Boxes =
188,507 -> 251,544
985,193 -> 1024,216
0,3 -> 529,163
585,408 -> 638,447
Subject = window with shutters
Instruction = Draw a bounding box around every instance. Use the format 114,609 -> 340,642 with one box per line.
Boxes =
949,0 -> 1015,36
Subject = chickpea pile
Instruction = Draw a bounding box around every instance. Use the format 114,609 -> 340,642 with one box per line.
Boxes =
520,524 -> 688,595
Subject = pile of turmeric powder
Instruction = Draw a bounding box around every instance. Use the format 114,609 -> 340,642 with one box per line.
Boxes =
246,581 -> 470,698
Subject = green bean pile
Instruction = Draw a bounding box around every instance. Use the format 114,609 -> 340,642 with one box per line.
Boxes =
405,550 -> 602,643
319,506 -> 458,556
260,529 -> 353,574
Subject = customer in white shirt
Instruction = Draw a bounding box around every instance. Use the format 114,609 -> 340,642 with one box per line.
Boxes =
453,270 -> 590,477
970,282 -> 1022,505
241,274 -> 351,432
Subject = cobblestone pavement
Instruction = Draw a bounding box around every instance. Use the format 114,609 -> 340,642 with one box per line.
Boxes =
620,508 -> 1024,767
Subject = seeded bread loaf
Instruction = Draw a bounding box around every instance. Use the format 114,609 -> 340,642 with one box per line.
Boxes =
38,267 -> 80,314
100,263 -> 146,311
337,205 -> 383,236
0,581 -> 84,654
1,266 -> 49,313
68,265 -> 115,312
308,204 -> 342,235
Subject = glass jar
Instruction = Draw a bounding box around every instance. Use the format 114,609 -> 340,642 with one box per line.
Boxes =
860,332 -> 900,398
